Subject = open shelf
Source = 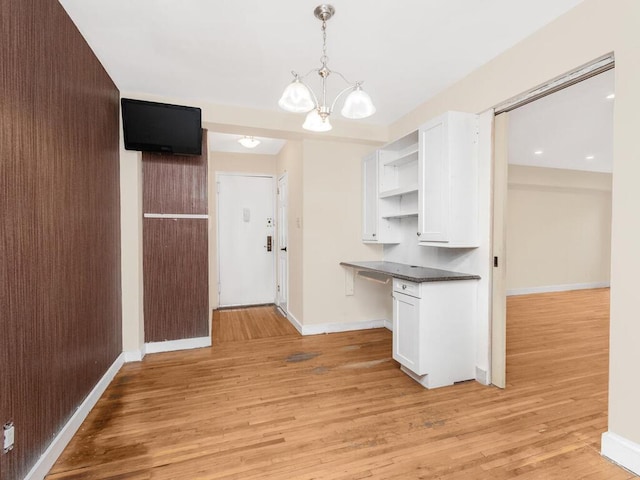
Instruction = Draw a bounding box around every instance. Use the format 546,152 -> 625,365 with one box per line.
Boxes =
381,211 -> 419,219
379,184 -> 419,199
384,147 -> 419,167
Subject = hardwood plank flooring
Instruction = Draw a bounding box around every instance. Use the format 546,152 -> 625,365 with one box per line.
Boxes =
212,305 -> 298,344
48,288 -> 635,479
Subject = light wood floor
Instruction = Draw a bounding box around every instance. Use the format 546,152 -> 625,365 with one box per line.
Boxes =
212,305 -> 298,344
48,289 -> 635,479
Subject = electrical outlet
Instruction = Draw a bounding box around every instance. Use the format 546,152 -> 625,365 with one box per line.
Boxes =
3,422 -> 14,453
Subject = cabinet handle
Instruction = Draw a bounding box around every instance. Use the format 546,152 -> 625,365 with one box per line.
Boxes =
402,284 -> 407,290
417,232 -> 421,237
373,233 -> 376,237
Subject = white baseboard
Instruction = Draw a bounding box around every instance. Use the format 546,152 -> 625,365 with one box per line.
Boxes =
301,319 -> 389,336
123,349 -> 144,362
507,281 -> 610,296
144,336 -> 211,354
285,312 -> 391,336
24,353 -> 125,480
602,431 -> 640,475
475,367 -> 490,385
286,311 -> 304,335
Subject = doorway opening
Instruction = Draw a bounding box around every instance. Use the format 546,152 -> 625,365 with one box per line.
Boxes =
216,173 -> 276,307
493,68 -> 614,387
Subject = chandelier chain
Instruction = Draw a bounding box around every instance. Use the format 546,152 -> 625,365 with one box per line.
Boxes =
320,20 -> 328,66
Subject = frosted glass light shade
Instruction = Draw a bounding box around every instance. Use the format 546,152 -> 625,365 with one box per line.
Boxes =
341,87 -> 376,119
278,79 -> 315,113
302,110 -> 332,132
238,136 -> 260,148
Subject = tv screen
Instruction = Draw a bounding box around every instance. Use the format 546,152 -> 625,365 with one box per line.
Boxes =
121,98 -> 202,155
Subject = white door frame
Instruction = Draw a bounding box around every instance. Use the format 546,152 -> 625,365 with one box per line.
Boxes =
490,113 -> 509,389
489,56 -> 615,388
276,173 -> 288,315
215,172 -> 276,307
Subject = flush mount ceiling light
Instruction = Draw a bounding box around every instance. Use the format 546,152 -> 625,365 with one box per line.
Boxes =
278,4 -> 375,132
238,136 -> 260,149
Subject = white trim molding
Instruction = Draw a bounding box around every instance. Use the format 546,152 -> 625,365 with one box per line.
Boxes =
301,319 -> 390,336
24,353 -> 125,480
143,213 -> 209,219
144,336 -> 211,354
507,282 -> 610,296
602,432 -> 640,475
286,312 -> 304,335
123,350 -> 145,362
285,312 -> 391,336
475,367 -> 490,385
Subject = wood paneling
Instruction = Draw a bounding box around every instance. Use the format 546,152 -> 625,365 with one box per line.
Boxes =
143,135 -> 208,214
48,289 -> 629,479
0,1 -> 121,478
142,135 -> 208,343
143,219 -> 209,342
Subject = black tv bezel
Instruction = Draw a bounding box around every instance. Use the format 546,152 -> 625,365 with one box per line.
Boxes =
121,98 -> 203,156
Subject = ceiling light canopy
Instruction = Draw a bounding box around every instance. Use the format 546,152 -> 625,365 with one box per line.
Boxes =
278,4 -> 376,132
238,136 -> 260,148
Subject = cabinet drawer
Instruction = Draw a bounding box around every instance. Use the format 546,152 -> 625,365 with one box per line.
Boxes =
393,278 -> 421,298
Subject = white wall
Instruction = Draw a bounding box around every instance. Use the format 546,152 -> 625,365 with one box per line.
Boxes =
119,102 -> 144,356
301,139 -> 390,326
506,165 -> 612,294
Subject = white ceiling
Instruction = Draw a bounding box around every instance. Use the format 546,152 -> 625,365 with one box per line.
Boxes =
508,69 -> 614,173
209,132 -> 286,155
59,0 -> 584,126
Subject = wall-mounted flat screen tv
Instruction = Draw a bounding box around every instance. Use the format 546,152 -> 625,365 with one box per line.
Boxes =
121,98 -> 202,155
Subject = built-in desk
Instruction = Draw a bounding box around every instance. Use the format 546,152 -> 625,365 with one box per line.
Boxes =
341,260 -> 480,389
339,260 -> 480,283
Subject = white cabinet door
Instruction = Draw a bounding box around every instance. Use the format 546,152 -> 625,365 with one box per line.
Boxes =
392,292 -> 422,374
418,111 -> 478,247
362,152 -> 378,242
418,116 -> 449,242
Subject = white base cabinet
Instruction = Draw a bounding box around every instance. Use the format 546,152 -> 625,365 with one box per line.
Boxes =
392,278 -> 477,388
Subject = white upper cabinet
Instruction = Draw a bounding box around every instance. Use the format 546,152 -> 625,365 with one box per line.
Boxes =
362,131 -> 418,244
361,111 -> 478,248
418,111 -> 479,247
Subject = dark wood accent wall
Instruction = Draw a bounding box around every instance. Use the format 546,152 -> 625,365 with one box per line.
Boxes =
143,219 -> 209,341
0,1 -> 121,479
142,136 -> 209,342
143,145 -> 208,214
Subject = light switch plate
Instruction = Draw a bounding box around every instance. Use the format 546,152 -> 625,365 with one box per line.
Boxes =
3,422 -> 14,453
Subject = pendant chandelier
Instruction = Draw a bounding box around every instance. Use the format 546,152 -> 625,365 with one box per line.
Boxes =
278,4 -> 376,132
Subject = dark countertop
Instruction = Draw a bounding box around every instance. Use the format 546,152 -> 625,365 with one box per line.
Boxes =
340,261 -> 480,283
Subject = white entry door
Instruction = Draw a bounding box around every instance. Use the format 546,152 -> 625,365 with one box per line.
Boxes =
277,174 -> 288,314
217,174 -> 275,307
